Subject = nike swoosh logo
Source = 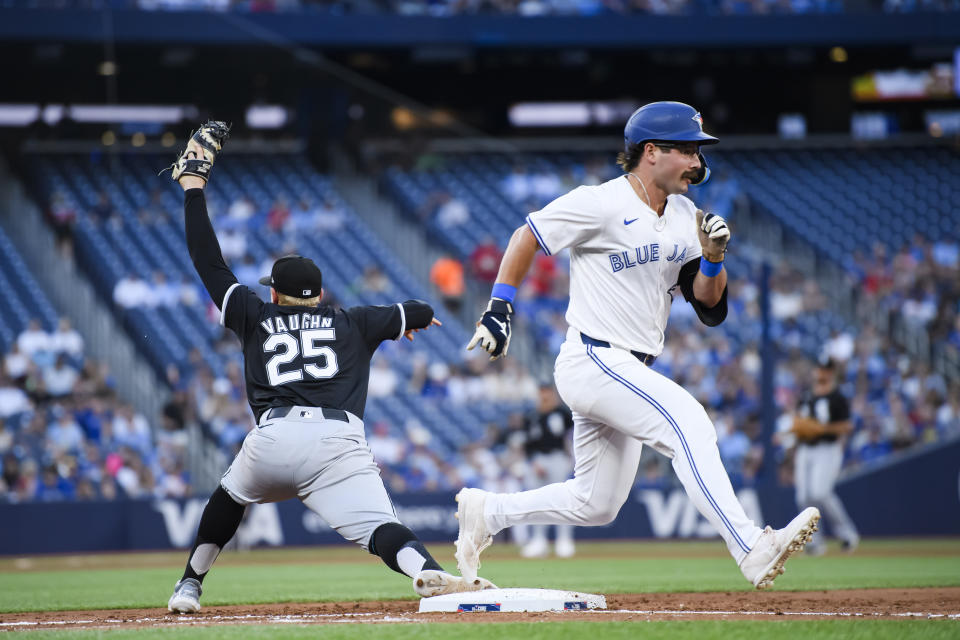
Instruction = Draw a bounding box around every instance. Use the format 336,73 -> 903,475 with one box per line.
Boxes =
624,218 -> 639,225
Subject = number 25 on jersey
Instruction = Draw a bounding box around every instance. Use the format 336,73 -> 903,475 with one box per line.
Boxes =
263,328 -> 339,386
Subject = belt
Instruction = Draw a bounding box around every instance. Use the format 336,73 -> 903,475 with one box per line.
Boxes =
261,406 -> 349,424
580,332 -> 657,366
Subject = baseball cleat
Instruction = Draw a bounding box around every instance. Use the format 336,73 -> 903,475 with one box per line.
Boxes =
167,577 -> 202,613
454,488 -> 493,581
413,570 -> 497,597
739,507 -> 820,590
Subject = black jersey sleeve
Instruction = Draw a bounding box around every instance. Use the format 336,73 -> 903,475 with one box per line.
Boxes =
184,188 -> 237,309
829,390 -> 851,422
346,300 -> 434,351
677,257 -> 728,327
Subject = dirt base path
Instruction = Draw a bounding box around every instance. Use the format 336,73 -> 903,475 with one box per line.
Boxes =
2,588 -> 958,631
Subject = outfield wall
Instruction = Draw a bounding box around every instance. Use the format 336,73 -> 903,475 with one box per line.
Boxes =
3,439 -> 957,555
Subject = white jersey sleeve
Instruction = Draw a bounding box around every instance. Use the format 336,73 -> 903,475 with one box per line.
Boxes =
525,186 -> 606,256
670,195 -> 703,266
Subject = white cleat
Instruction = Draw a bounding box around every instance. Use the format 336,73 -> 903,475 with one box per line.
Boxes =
555,537 -> 576,559
167,578 -> 202,613
454,488 -> 493,581
740,507 -> 820,590
520,537 -> 549,559
413,570 -> 497,597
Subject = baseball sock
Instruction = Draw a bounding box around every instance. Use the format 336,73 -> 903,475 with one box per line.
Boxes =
368,522 -> 443,578
180,485 -> 246,584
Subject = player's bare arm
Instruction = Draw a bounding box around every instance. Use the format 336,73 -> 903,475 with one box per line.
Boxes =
467,223 -> 540,360
495,224 -> 541,288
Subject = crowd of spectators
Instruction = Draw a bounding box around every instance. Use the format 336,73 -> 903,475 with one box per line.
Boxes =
0,318 -> 192,503
846,235 -> 960,364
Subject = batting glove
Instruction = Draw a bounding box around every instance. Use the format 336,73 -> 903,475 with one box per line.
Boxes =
466,298 -> 513,361
696,210 -> 730,262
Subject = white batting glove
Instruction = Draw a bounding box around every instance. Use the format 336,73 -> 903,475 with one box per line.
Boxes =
466,299 -> 513,360
696,210 -> 730,262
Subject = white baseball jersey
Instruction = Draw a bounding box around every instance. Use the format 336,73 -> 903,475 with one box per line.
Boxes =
525,175 -> 702,356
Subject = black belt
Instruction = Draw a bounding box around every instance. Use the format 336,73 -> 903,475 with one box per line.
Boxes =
580,332 -> 656,366
261,406 -> 349,424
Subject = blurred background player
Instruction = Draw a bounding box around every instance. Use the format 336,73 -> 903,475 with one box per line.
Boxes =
165,122 -> 493,613
791,356 -> 860,555
456,101 -> 820,590
520,384 -> 575,559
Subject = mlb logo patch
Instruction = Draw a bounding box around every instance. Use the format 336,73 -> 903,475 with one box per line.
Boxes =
457,603 -> 501,612
564,601 -> 588,610
303,289 -> 311,296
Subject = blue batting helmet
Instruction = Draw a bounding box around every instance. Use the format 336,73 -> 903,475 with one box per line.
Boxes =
624,101 -> 717,185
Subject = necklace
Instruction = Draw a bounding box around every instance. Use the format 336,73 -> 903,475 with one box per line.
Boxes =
626,172 -> 652,208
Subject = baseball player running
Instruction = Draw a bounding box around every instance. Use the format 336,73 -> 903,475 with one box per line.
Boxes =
164,122 -> 494,613
791,357 -> 859,555
457,102 -> 820,590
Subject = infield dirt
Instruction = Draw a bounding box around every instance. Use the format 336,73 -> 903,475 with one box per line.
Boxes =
2,588 -> 958,631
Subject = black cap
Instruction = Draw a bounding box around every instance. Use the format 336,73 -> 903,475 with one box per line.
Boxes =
258,254 -> 323,298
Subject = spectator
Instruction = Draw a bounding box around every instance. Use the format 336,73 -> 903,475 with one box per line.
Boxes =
227,195 -> 256,224
429,254 -> 465,313
355,266 -> 392,295
314,198 -> 346,232
369,357 -> 399,397
17,319 -> 53,361
4,343 -> 31,382
47,407 -> 85,454
151,271 -> 180,307
434,192 -> 470,228
266,198 -> 291,233
217,227 -> 247,261
469,236 -> 503,284
50,317 -> 84,359
113,273 -> 152,309
43,354 -> 80,397
0,374 -> 31,418
178,275 -> 201,307
48,192 -> 76,255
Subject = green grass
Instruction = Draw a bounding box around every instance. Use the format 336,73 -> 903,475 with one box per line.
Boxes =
0,539 -> 958,613
14,621 -> 960,640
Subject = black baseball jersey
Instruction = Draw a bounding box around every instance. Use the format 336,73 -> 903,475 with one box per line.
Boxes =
796,389 -> 850,445
222,291 -> 406,421
183,189 -> 432,422
524,406 -> 574,456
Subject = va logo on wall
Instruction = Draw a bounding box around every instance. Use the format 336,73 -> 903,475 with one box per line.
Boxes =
154,500 -> 285,548
634,488 -> 763,538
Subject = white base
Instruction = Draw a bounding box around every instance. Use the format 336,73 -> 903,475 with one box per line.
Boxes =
418,588 -> 606,613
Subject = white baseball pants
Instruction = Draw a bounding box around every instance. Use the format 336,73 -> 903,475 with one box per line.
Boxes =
795,441 -> 858,544
484,328 -> 763,564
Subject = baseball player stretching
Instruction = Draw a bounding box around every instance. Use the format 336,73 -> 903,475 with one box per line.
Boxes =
456,102 -> 820,590
791,357 -> 859,555
164,122 -> 494,613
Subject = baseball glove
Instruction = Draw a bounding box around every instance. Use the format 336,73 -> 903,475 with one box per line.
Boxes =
162,120 -> 231,184
696,210 -> 730,262
791,416 -> 826,441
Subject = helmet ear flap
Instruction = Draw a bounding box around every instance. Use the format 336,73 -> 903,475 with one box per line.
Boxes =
690,151 -> 710,186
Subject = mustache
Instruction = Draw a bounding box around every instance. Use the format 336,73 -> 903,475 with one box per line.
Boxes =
681,171 -> 700,181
